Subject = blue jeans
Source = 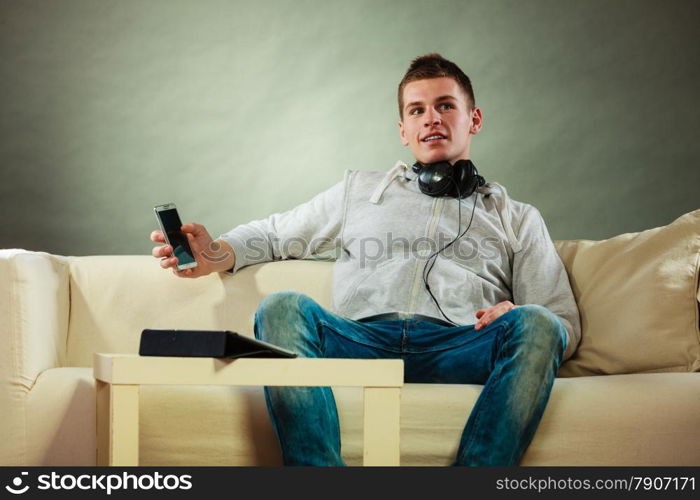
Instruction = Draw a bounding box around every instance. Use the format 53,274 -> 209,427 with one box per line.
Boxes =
254,291 -> 568,466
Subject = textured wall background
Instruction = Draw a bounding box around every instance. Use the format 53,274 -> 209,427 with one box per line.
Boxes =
1,0 -> 698,255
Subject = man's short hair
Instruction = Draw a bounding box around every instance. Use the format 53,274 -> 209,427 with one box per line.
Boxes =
398,53 -> 475,118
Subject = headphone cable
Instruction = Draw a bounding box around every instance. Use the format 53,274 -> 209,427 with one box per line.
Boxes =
422,179 -> 479,325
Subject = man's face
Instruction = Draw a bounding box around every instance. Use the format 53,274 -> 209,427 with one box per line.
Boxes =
398,77 -> 482,165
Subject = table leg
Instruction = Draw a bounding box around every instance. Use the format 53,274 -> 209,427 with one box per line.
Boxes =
96,381 -> 140,466
363,387 -> 400,466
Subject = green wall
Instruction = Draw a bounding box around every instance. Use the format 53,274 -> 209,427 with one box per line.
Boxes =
1,0 -> 698,256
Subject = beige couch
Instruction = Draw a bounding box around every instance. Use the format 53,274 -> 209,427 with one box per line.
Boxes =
2,210 -> 699,466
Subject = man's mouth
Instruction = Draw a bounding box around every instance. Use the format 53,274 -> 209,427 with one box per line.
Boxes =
422,134 -> 447,142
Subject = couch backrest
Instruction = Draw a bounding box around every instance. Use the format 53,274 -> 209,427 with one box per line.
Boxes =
65,257 -> 333,367
6,210 -> 698,375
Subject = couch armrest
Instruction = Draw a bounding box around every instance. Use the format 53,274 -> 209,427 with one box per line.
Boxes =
0,249 -> 70,464
0,250 -> 69,385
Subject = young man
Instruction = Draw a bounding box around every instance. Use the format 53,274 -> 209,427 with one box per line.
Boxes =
151,54 -> 581,466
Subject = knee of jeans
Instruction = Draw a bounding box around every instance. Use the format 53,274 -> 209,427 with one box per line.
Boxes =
254,291 -> 319,343
509,304 -> 567,354
257,290 -> 306,313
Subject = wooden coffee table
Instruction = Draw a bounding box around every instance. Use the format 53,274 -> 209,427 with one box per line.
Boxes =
94,353 -> 404,466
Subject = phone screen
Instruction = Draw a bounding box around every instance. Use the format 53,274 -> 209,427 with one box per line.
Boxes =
155,206 -> 197,269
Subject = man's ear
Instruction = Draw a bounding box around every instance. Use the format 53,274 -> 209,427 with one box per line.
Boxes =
398,120 -> 409,146
470,107 -> 483,135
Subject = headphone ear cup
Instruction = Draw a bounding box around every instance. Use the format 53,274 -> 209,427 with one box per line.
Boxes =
454,163 -> 470,198
452,159 -> 483,198
418,162 -> 453,196
414,160 -> 486,198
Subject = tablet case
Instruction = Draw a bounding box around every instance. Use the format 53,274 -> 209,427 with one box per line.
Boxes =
139,329 -> 297,358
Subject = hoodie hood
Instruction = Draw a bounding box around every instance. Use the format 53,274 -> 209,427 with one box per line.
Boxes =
369,161 -> 522,253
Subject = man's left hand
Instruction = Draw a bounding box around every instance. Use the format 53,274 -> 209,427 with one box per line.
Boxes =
475,301 -> 518,330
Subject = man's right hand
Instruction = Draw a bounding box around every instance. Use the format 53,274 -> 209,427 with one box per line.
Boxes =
150,223 -> 235,278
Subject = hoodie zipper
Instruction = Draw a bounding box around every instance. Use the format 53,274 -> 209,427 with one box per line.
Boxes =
407,197 -> 444,313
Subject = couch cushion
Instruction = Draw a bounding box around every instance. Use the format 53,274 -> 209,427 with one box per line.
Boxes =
25,369 -> 700,466
150,375 -> 700,466
555,210 -> 700,376
25,367 -> 96,465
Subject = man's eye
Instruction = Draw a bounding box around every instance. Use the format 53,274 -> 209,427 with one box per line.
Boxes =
409,107 -> 423,115
438,103 -> 454,111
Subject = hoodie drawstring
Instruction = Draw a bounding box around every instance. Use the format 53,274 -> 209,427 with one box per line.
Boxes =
369,161 -> 408,204
478,182 -> 523,253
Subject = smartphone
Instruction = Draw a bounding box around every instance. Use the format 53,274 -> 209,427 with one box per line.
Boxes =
153,203 -> 198,271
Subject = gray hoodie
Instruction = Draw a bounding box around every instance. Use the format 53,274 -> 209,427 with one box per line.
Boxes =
221,161 -> 581,360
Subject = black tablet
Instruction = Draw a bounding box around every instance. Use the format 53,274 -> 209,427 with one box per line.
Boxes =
139,329 -> 297,358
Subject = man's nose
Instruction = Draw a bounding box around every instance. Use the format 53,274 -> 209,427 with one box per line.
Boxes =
423,107 -> 441,125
